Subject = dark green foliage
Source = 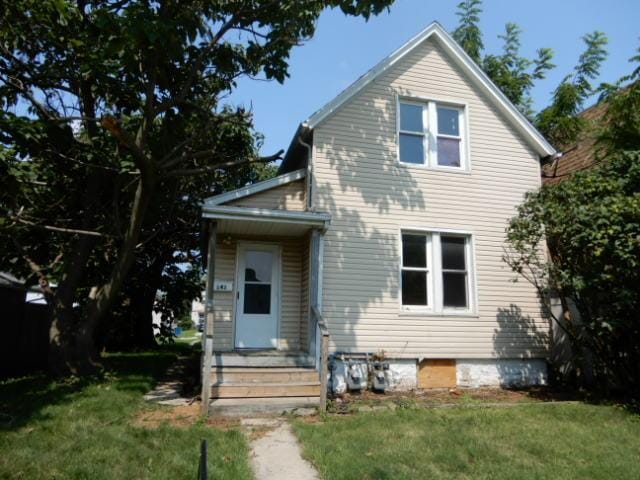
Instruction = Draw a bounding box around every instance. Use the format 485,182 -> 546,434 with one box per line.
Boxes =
0,0 -> 394,374
452,1 -> 609,131
505,151 -> 640,395
507,41 -> 640,399
536,32 -> 609,147
598,45 -> 640,155
481,23 -> 555,116
452,1 -> 555,116
452,0 -> 484,64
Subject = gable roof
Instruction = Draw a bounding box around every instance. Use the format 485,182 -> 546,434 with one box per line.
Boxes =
203,168 -> 306,206
281,21 -> 555,172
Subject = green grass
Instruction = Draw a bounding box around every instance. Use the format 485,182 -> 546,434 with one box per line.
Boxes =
293,404 -> 640,480
175,329 -> 200,345
0,347 -> 251,480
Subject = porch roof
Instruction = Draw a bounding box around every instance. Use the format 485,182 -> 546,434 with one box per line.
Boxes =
201,205 -> 330,236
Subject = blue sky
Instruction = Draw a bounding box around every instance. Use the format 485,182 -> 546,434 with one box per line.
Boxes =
230,0 -> 639,156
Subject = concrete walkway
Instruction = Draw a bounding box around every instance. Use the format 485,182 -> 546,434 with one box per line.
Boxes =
242,418 -> 320,480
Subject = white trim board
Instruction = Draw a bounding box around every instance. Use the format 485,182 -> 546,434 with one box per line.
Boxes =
202,205 -> 331,228
302,22 -> 555,157
203,168 -> 306,206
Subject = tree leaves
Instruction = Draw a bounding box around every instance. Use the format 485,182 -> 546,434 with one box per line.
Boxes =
452,0 -> 484,64
535,32 -> 609,147
452,1 -> 555,117
506,150 -> 640,394
0,0 -> 395,371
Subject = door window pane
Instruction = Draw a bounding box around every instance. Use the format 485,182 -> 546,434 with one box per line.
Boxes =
437,107 -> 460,136
245,251 -> 272,282
399,133 -> 424,164
437,137 -> 461,167
402,234 -> 426,268
244,284 -> 271,314
441,236 -> 466,270
402,270 -> 427,306
400,103 -> 423,132
443,272 -> 467,308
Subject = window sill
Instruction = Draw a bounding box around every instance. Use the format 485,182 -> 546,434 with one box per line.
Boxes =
398,161 -> 471,175
399,310 -> 479,318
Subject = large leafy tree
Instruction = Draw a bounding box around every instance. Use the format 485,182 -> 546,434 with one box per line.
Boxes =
102,161 -> 277,351
505,150 -> 640,395
505,51 -> 640,397
0,0 -> 393,375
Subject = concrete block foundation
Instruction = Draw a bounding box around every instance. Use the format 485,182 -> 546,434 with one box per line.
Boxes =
456,359 -> 548,388
329,356 -> 547,393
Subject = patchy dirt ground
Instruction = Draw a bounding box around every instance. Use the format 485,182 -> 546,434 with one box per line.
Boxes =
137,386 -> 582,426
327,386 -> 581,414
135,402 -> 239,429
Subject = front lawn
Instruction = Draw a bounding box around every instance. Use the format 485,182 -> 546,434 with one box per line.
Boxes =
293,403 -> 640,480
0,347 -> 251,480
175,328 -> 201,346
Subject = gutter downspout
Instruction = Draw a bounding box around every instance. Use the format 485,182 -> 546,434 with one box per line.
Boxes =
298,132 -> 313,212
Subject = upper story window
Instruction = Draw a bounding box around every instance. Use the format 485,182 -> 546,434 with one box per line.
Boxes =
398,99 -> 467,170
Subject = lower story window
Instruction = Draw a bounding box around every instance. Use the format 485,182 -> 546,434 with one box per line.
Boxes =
401,231 -> 473,312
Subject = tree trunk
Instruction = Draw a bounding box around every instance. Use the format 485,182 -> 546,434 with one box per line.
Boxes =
85,173 -> 157,345
48,300 -> 101,376
47,233 -> 100,376
131,256 -> 166,349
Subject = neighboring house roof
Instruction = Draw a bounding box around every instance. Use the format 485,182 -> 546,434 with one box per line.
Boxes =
542,101 -> 608,184
280,21 -> 555,173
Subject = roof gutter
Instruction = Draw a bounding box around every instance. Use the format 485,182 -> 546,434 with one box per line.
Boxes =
297,128 -> 313,211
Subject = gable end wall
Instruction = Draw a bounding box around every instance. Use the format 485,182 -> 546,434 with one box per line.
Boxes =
312,36 -> 548,359
226,179 -> 306,211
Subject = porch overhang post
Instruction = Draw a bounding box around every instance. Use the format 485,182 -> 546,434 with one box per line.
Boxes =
200,220 -> 217,417
309,227 -> 329,412
308,228 -> 323,353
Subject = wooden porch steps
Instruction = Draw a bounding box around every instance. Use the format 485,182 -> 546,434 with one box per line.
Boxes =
209,364 -> 320,414
211,367 -> 319,384
209,397 -> 319,416
210,352 -> 314,368
212,381 -> 320,398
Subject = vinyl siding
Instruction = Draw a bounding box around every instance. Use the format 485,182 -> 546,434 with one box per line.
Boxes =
210,235 -> 306,351
227,179 -> 306,211
312,36 -> 549,359
299,232 -> 311,349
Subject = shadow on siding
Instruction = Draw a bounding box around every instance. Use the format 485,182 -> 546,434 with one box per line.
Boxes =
492,304 -> 550,386
315,87 -> 426,353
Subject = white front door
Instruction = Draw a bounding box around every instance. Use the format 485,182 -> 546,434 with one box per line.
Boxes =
235,244 -> 280,349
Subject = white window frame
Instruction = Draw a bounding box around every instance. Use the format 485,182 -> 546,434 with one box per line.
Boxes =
397,96 -> 469,171
399,228 -> 477,315
399,233 -> 434,310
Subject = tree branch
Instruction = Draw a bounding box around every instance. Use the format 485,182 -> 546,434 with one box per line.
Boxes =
10,237 -> 56,298
100,116 -> 152,174
12,216 -> 107,237
163,149 -> 284,178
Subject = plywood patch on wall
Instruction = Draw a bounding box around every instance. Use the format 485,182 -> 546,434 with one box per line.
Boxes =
418,359 -> 457,389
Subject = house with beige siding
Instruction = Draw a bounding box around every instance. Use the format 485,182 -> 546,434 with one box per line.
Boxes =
199,22 -> 556,415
